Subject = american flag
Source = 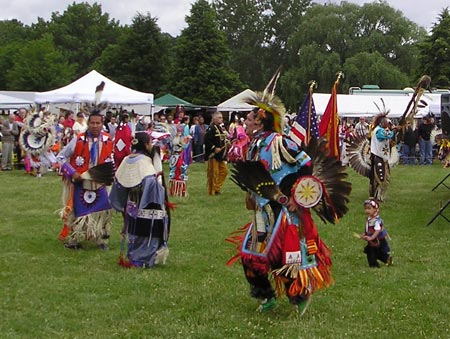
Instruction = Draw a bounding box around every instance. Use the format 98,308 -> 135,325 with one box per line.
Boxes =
289,91 -> 319,147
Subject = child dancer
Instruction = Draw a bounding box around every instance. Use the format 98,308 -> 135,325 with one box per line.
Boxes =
358,199 -> 393,268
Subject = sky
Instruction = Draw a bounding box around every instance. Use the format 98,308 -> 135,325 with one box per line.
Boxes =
0,0 -> 448,36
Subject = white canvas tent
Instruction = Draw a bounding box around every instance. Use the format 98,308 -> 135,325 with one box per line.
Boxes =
35,70 -> 153,105
312,93 -> 432,118
217,89 -> 256,112
0,93 -> 33,110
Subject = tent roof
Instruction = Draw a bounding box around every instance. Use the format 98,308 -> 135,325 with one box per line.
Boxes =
312,93 -> 435,118
0,93 -> 33,109
35,70 -> 153,105
217,89 -> 256,112
154,93 -> 195,107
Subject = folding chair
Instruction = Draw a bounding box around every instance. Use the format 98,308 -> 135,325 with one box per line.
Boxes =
426,199 -> 450,226
431,172 -> 450,191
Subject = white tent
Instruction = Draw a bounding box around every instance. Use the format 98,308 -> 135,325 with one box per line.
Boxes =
312,93 -> 432,118
0,93 -> 33,109
35,70 -> 153,105
217,89 -> 256,112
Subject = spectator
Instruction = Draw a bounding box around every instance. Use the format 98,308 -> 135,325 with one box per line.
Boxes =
72,112 -> 88,136
193,115 -> 208,163
355,116 -> 370,137
204,112 -> 228,195
62,110 -> 75,129
0,114 -> 19,170
107,115 -> 118,139
401,121 -> 418,165
418,114 -> 435,165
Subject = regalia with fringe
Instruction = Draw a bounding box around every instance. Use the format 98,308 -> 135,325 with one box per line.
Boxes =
346,101 -> 399,202
57,82 -> 116,244
169,131 -> 191,197
226,69 -> 351,302
110,145 -> 172,268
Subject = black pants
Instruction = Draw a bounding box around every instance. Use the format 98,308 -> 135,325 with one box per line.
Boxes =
364,238 -> 390,267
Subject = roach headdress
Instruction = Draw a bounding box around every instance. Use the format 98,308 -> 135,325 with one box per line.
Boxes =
244,67 -> 286,134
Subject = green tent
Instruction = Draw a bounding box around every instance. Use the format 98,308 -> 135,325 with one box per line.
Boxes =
154,93 -> 195,107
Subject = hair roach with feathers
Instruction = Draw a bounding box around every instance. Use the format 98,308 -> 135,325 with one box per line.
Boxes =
81,81 -> 109,115
243,66 -> 286,134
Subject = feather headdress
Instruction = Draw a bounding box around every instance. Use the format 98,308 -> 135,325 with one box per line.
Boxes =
243,66 -> 286,133
371,98 -> 390,129
81,81 -> 109,115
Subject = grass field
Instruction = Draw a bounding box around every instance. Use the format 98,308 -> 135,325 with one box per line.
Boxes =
1,162 -> 450,338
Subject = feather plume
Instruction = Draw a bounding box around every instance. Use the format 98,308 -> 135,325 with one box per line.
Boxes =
95,81 -> 105,106
80,162 -> 115,185
306,137 -> 352,223
399,75 -> 431,126
81,81 -> 108,115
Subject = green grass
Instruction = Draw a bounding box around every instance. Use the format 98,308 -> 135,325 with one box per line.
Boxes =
1,162 -> 450,338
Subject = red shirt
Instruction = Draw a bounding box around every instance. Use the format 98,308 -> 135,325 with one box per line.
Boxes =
62,118 -> 75,129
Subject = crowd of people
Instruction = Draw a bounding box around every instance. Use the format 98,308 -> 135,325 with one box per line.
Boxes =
0,100 -> 442,317
339,113 -> 439,166
1,105 -> 442,176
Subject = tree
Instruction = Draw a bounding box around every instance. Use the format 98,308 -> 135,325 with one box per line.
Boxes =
343,51 -> 410,91
213,0 -> 266,89
5,34 -> 76,91
282,1 -> 424,110
0,20 -> 31,47
214,0 -> 312,90
0,20 -> 32,88
171,0 -> 243,105
48,2 -> 121,77
281,44 -> 341,111
95,13 -> 172,94
417,7 -> 450,88
0,42 -> 22,89
262,0 -> 313,76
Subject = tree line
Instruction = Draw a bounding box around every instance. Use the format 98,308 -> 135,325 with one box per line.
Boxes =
0,0 -> 449,111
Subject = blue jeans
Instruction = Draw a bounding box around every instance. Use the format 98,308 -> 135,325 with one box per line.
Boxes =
402,144 -> 416,165
419,139 -> 433,165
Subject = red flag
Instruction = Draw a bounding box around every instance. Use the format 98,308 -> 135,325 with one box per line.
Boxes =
319,75 -> 341,158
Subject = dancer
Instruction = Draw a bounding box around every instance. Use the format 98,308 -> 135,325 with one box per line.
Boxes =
369,114 -> 401,202
356,199 -> 393,268
227,71 -> 351,316
110,132 -> 171,268
19,109 -> 57,178
204,111 -> 229,195
57,112 -> 114,249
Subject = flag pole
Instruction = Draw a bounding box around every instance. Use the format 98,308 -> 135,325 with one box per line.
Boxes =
307,80 -> 317,144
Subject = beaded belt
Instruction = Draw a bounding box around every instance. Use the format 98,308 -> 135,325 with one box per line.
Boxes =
136,209 -> 165,220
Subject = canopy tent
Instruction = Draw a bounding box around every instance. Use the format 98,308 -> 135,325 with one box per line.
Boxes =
154,93 -> 196,108
0,93 -> 34,110
217,89 -> 256,112
312,93 -> 434,118
35,70 -> 153,105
